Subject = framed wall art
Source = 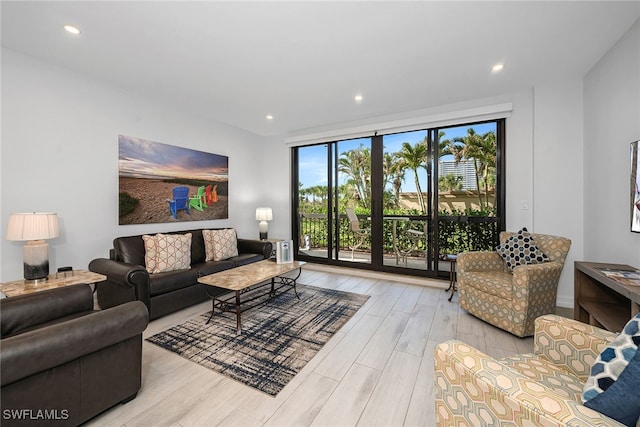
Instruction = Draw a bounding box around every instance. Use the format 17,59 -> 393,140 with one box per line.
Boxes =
118,135 -> 229,225
632,140 -> 640,233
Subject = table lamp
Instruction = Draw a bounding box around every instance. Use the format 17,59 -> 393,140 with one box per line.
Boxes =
255,207 -> 273,240
6,212 -> 59,282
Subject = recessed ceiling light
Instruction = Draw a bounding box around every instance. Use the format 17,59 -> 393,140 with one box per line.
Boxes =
64,25 -> 81,35
492,63 -> 504,72
266,115 -> 274,120
354,95 -> 363,103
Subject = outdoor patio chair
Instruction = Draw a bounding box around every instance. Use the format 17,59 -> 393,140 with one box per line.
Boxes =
189,186 -> 206,212
398,221 -> 426,265
166,186 -> 190,219
345,208 -> 369,260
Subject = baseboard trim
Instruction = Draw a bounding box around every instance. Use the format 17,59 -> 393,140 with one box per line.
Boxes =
556,296 -> 574,309
302,262 -> 448,290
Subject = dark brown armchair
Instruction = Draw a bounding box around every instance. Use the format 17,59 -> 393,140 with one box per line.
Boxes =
1,284 -> 148,426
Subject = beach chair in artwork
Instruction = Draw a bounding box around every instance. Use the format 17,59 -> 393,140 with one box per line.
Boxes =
205,184 -> 218,204
166,186 -> 190,220
189,186 -> 207,212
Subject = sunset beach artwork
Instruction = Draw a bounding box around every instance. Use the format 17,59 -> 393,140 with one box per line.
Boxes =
118,135 -> 229,225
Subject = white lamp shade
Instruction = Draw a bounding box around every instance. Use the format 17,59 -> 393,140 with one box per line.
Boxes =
6,212 -> 59,241
255,207 -> 273,222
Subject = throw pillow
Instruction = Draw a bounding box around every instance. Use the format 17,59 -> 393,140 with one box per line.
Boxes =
142,234 -> 159,273
583,346 -> 640,426
142,233 -> 192,274
203,229 -> 238,261
583,313 -> 640,403
496,227 -> 549,272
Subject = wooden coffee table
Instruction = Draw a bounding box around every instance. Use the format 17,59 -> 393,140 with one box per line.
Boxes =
198,260 -> 305,334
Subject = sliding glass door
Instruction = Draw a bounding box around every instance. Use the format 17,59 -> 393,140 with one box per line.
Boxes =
296,144 -> 330,261
335,138 -> 373,264
293,119 -> 504,279
295,138 -> 374,266
380,130 -> 431,271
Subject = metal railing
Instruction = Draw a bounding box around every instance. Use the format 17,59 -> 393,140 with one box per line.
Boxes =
298,212 -> 499,256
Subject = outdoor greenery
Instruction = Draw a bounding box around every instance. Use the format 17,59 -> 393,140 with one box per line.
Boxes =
298,208 -> 496,257
438,173 -> 463,192
440,128 -> 497,210
297,126 -> 499,256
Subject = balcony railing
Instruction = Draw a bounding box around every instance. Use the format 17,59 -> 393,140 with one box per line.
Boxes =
297,212 -> 498,257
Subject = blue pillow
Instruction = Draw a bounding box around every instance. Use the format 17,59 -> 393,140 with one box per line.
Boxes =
584,347 -> 640,426
583,313 -> 640,402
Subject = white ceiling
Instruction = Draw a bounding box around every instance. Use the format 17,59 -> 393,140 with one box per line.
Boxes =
2,1 -> 639,137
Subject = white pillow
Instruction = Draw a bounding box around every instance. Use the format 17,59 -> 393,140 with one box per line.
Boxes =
203,229 -> 238,261
142,233 -> 192,273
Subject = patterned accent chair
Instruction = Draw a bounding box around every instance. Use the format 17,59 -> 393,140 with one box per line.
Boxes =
434,315 -> 622,426
457,231 -> 571,337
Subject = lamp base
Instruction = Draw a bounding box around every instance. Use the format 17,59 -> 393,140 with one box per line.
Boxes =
259,221 -> 269,241
23,276 -> 49,285
23,240 -> 50,282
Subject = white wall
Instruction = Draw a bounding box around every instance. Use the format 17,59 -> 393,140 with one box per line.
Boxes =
1,48 -> 264,281
584,19 -> 640,267
259,134 -> 292,241
505,90 -> 534,231
532,81 -> 585,306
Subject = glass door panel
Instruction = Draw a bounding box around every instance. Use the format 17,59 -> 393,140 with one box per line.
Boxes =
381,130 -> 431,271
297,144 -> 330,261
436,122 -> 501,275
334,138 -> 372,264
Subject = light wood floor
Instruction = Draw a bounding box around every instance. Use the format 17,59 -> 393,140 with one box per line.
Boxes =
87,266 -> 571,427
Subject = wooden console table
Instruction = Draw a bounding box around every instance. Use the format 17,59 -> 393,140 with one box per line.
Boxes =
574,261 -> 640,332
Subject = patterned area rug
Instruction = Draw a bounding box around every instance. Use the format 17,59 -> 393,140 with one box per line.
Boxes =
146,284 -> 369,396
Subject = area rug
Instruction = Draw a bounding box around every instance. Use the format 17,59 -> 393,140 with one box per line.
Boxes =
146,284 -> 369,396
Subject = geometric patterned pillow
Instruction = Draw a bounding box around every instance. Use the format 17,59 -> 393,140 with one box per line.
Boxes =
142,233 -> 192,273
583,347 -> 640,426
203,229 -> 238,261
582,313 -> 640,404
496,227 -> 550,272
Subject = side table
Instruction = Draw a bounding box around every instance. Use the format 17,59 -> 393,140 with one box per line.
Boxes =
574,261 -> 640,332
0,270 -> 107,298
440,254 -> 458,302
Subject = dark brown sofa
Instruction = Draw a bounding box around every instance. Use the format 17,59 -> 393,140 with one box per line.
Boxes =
0,284 -> 148,426
89,228 -> 272,320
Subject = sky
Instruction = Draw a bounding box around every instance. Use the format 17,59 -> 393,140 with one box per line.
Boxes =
118,135 -> 228,181
298,122 -> 496,193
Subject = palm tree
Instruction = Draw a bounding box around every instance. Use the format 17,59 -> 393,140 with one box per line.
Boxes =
396,141 -> 428,213
439,131 -> 463,160
451,129 -> 497,211
338,145 -> 371,209
439,173 -> 463,192
385,151 -> 405,208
